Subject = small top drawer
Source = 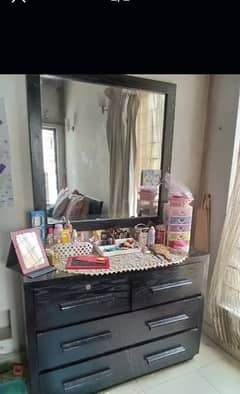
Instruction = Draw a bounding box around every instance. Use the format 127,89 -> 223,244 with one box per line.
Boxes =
34,277 -> 130,331
132,261 -> 204,310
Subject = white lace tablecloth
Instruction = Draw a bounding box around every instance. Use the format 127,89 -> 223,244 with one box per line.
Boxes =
54,251 -> 187,276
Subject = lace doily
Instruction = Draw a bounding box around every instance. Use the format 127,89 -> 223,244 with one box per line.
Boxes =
54,251 -> 187,276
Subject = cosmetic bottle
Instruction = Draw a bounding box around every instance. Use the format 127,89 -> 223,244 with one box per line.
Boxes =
65,219 -> 73,235
46,227 -> 54,247
54,224 -> 63,244
147,226 -> 156,246
72,229 -> 78,244
61,229 -> 71,244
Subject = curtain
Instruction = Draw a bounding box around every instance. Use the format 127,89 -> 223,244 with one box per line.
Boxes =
135,93 -> 165,189
208,149 -> 240,351
105,87 -> 140,218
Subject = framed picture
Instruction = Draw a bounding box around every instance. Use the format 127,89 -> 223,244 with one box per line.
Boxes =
10,228 -> 50,275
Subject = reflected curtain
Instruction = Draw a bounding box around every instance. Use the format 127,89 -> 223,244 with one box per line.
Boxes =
135,93 -> 165,189
208,149 -> 240,352
105,88 -> 140,217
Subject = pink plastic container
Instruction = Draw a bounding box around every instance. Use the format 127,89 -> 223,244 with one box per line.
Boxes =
168,224 -> 191,233
169,196 -> 193,208
168,240 -> 190,253
139,187 -> 158,201
168,206 -> 193,217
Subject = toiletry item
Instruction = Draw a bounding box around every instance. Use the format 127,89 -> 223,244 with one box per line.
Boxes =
46,228 -> 54,247
147,226 -> 155,246
72,229 -> 78,244
65,219 -> 73,235
155,224 -> 166,244
54,224 -> 63,244
77,231 -> 85,242
61,228 -> 71,244
30,210 -> 46,241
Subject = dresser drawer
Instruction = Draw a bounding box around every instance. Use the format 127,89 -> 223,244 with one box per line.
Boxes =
34,277 -> 130,331
128,328 -> 201,376
37,296 -> 203,371
40,350 -> 131,394
40,329 -> 200,394
132,262 -> 204,309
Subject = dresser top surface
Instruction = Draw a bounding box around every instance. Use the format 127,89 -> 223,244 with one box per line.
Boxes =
18,250 -> 209,287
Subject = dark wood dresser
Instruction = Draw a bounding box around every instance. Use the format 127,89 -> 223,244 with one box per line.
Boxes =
22,252 -> 209,394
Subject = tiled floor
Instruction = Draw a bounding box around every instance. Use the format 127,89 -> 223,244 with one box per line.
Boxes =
99,335 -> 240,394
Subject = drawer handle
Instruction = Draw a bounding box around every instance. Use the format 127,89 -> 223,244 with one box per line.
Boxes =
146,314 -> 189,330
61,331 -> 112,352
150,279 -> 192,293
145,345 -> 186,365
63,368 -> 112,392
59,294 -> 114,311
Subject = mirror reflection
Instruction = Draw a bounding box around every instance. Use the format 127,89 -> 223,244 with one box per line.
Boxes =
40,77 -> 165,223
16,232 -> 45,269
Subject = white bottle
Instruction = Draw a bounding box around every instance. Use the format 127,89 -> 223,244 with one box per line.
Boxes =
72,229 -> 78,244
147,226 -> 156,246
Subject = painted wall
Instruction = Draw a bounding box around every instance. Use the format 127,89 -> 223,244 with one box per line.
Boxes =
133,75 -> 210,199
64,80 -> 110,214
201,75 -> 240,281
0,75 -> 33,351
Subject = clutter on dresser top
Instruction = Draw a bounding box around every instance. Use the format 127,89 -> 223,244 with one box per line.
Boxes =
23,174 -> 194,276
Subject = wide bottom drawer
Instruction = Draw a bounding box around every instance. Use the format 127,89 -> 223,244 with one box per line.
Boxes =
40,329 -> 201,394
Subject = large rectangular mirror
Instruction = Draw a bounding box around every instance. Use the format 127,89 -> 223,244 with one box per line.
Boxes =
27,75 -> 176,229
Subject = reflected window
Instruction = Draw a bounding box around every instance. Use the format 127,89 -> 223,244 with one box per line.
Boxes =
42,128 -> 58,206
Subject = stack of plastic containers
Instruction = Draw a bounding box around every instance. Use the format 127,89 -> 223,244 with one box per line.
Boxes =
167,196 -> 193,253
163,173 -> 194,254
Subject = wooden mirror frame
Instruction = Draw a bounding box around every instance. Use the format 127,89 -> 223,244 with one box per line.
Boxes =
26,74 -> 176,230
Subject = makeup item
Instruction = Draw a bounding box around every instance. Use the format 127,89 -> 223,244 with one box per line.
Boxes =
46,228 -> 54,247
61,229 -> 71,244
72,229 -> 78,244
77,231 -> 85,242
147,226 -> 155,246
155,224 -> 166,244
65,219 -> 73,235
54,224 -> 63,244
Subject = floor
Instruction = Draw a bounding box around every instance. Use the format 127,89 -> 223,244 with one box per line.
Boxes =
99,335 -> 240,394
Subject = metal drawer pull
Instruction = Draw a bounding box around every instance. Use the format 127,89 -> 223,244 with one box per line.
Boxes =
61,331 -> 112,352
59,294 -> 114,311
63,368 -> 112,392
150,279 -> 192,293
146,314 -> 189,330
145,345 -> 186,365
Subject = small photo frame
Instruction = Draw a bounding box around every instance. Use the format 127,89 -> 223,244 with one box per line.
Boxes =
10,228 -> 50,275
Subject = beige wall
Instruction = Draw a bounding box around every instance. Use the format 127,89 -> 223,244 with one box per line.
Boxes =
0,75 -> 33,350
64,80 -> 110,213
201,75 -> 240,281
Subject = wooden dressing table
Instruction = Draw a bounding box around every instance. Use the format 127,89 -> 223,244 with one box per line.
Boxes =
21,251 -> 209,394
